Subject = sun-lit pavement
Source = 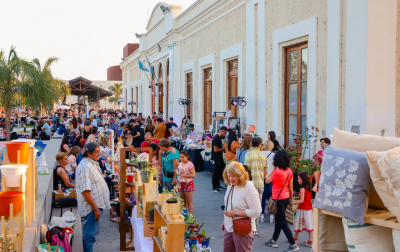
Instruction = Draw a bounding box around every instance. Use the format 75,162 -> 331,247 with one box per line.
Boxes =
93,171 -> 312,252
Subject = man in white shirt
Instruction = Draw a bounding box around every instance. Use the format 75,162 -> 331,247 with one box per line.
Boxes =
76,142 -> 110,252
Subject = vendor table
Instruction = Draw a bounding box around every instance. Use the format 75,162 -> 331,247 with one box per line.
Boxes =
187,149 -> 204,172
201,150 -> 215,173
131,206 -> 153,252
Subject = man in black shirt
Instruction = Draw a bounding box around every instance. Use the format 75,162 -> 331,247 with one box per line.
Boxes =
211,126 -> 228,192
168,117 -> 178,128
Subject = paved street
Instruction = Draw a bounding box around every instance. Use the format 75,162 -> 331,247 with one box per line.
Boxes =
93,171 -> 312,252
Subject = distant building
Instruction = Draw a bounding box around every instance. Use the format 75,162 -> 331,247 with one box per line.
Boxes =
121,0 -> 400,146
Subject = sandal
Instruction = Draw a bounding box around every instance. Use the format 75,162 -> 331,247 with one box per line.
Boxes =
294,238 -> 298,244
303,240 -> 313,247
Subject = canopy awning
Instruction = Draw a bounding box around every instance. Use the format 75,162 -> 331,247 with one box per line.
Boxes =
69,77 -> 113,101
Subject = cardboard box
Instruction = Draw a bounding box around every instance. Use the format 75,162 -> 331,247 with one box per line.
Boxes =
54,189 -> 77,199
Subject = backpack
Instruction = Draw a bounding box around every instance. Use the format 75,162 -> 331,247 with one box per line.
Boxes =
46,227 -> 71,252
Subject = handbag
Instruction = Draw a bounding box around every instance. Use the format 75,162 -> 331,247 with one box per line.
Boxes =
267,169 -> 290,215
226,186 -> 252,236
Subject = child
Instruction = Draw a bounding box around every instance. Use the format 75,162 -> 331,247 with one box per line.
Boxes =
291,172 -> 313,247
177,150 -> 196,214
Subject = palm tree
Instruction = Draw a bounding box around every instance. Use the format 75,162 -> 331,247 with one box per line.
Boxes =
0,47 -> 44,140
108,83 -> 123,108
54,79 -> 71,104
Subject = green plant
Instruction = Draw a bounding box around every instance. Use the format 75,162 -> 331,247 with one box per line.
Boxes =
138,161 -> 149,170
188,234 -> 197,239
201,237 -> 215,242
148,206 -> 154,211
0,238 -> 16,252
145,166 -> 158,180
201,229 -> 206,237
166,197 -> 178,203
108,83 -> 123,107
189,244 -> 200,252
202,249 -> 211,252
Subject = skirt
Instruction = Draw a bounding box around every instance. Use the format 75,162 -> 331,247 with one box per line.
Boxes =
294,209 -> 313,233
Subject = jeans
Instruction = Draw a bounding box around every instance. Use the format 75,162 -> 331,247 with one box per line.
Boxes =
82,208 -> 103,252
212,159 -> 225,189
262,182 -> 273,213
163,181 -> 173,191
272,198 -> 295,245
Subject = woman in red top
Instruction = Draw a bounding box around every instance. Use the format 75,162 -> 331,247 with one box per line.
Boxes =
265,150 -> 299,251
291,172 -> 313,247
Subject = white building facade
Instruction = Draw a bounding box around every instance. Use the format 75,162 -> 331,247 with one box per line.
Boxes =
121,0 -> 400,146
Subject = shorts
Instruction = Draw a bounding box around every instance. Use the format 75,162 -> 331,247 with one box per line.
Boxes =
178,180 -> 195,192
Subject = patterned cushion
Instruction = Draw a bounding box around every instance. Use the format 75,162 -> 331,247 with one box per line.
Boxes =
315,146 -> 371,224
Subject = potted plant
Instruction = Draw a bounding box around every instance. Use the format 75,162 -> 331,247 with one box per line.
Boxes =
140,166 -> 158,183
138,161 -> 149,170
166,197 -> 179,204
0,165 -> 28,187
190,220 -> 199,232
4,142 -> 30,163
200,237 -> 214,248
187,234 -> 198,248
0,191 -> 24,217
189,244 -> 200,252
197,229 -> 206,244
148,206 -> 155,222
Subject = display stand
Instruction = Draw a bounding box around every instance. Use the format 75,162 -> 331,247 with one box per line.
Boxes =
0,203 -> 24,252
2,147 -> 36,227
153,205 -> 185,252
313,201 -> 400,250
118,146 -> 153,251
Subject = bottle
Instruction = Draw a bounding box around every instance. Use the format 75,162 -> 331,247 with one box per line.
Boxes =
57,181 -> 62,190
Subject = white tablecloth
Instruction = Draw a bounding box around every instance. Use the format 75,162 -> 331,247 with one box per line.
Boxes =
131,206 -> 153,252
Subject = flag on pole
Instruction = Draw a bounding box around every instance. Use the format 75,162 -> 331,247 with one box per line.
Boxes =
138,59 -> 148,72
145,54 -> 154,74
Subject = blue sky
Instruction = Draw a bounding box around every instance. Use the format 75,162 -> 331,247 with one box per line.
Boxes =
0,0 -> 195,81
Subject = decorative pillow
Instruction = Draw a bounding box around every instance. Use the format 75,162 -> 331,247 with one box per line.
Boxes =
333,127 -> 400,209
366,146 -> 400,221
315,146 -> 371,224
342,217 -> 394,252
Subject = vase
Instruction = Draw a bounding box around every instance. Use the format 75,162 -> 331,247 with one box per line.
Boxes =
0,191 -> 24,217
201,238 -> 210,248
148,208 -> 155,222
188,238 -> 197,248
197,235 -> 206,244
11,139 -> 36,148
0,164 -> 28,187
4,142 -> 30,163
140,171 -> 149,183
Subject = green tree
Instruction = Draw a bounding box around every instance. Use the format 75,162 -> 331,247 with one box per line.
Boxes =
108,83 -> 123,107
0,47 -> 44,140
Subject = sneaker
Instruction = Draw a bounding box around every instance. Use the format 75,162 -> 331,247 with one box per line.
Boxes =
254,231 -> 258,235
212,189 -> 219,193
260,214 -> 265,223
216,187 -> 225,192
218,186 -> 226,190
283,244 -> 300,252
265,239 -> 278,248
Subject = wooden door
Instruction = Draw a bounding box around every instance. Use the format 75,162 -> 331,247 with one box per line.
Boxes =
186,73 -> 193,118
166,60 -> 169,116
159,83 -> 164,114
285,43 -> 308,147
204,68 -> 212,130
136,87 -> 138,113
227,60 -> 238,117
151,71 -> 156,114
204,82 -> 212,130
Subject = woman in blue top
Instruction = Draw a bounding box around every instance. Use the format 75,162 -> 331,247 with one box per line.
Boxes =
235,136 -> 251,165
159,138 -> 180,191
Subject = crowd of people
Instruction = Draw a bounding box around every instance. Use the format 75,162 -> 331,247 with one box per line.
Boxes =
48,106 -> 330,252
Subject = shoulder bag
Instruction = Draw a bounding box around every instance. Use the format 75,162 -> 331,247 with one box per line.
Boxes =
226,186 -> 252,236
267,169 -> 290,215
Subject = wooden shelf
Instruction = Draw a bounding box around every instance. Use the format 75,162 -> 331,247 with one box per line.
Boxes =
153,205 -> 185,252
111,198 -> 136,207
153,235 -> 163,252
318,207 -> 400,229
109,217 -> 132,227
144,216 -> 154,224
112,179 -> 135,187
